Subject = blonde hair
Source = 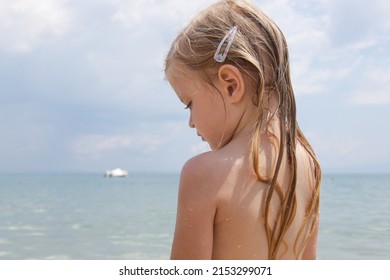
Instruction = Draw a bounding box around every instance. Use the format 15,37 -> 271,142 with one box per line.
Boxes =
165,0 -> 321,259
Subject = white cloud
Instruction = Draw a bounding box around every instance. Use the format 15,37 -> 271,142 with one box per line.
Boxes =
255,1 -> 333,96
307,129 -> 390,173
71,134 -> 129,160
0,0 -> 72,52
305,131 -> 365,169
262,0 -> 390,105
351,90 -> 390,105
1,0 -> 389,173
71,133 -> 162,160
110,0 -> 214,30
315,135 -> 364,158
321,0 -> 390,48
70,120 -> 189,162
292,62 -> 350,95
349,66 -> 390,105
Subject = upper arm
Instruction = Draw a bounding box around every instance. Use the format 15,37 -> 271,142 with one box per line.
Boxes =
170,158 -> 217,260
301,218 -> 319,260
298,142 -> 320,260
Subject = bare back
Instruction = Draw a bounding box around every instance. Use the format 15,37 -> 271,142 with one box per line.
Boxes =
171,133 -> 318,259
211,139 -> 317,259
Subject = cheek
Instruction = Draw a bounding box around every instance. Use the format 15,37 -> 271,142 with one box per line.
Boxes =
211,98 -> 226,122
193,92 -> 226,130
205,103 -> 226,134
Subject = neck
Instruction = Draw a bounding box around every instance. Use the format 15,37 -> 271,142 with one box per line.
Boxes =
229,91 -> 280,146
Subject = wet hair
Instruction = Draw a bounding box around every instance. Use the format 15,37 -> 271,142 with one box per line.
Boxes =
165,0 -> 321,259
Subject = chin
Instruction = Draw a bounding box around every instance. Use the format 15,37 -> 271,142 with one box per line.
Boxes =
209,143 -> 218,151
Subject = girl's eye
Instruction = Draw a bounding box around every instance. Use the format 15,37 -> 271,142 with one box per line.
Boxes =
184,101 -> 192,110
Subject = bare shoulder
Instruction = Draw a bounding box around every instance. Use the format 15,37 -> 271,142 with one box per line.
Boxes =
179,153 -> 213,199
181,151 -> 214,179
177,150 -> 232,227
171,151 -> 222,259
181,150 -> 227,185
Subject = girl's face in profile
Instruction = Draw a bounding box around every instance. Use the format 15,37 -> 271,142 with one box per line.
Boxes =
166,62 -> 227,150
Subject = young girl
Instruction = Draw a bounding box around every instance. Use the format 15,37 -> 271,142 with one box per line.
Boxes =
165,0 -> 321,260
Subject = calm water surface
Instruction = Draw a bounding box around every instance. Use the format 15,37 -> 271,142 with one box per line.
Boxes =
0,173 -> 389,259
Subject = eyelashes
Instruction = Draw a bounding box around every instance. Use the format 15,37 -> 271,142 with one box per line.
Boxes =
184,101 -> 192,110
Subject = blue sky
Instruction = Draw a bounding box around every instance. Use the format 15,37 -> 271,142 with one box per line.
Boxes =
0,0 -> 389,174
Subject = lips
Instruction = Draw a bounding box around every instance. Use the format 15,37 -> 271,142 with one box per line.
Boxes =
197,132 -> 205,141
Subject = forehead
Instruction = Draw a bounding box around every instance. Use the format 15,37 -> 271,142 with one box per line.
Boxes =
166,61 -> 216,101
166,61 -> 194,83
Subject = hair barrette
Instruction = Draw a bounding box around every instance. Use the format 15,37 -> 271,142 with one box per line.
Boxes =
214,26 -> 238,63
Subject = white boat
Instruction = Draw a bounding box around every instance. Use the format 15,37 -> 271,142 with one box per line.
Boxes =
104,168 -> 128,177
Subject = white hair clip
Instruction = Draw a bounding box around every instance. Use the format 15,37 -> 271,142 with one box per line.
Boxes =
214,26 -> 238,63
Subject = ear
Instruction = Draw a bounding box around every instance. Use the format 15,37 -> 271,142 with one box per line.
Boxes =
217,64 -> 245,104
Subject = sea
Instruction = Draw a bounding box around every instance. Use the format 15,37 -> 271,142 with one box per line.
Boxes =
0,173 -> 389,260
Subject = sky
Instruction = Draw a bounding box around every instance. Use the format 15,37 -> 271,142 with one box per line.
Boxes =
0,0 -> 389,174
